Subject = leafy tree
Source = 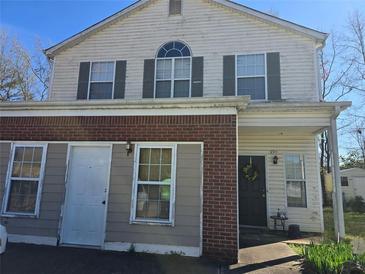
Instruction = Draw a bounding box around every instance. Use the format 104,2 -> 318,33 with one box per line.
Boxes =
340,150 -> 364,169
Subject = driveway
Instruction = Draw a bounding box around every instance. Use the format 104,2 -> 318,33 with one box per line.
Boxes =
0,243 -> 219,274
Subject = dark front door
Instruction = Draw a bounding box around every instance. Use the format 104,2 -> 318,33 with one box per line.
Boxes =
239,156 -> 267,227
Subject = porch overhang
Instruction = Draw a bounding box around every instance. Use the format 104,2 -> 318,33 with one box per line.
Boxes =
238,101 -> 352,135
0,97 -> 249,117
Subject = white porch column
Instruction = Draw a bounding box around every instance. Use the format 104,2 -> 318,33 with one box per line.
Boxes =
328,114 -> 345,239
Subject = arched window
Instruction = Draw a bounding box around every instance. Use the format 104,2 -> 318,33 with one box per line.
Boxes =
155,41 -> 192,98
157,41 -> 191,58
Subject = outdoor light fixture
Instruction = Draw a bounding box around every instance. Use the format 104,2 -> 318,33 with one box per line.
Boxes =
126,141 -> 133,156
273,155 -> 279,165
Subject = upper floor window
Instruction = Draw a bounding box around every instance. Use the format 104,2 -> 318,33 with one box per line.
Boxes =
155,41 -> 191,98
89,61 -> 115,99
236,54 -> 266,100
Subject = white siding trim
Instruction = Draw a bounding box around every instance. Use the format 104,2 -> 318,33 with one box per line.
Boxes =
104,242 -> 200,257
8,234 -> 58,246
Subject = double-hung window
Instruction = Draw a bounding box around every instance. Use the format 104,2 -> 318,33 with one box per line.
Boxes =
2,144 -> 47,216
155,41 -> 191,98
236,54 -> 266,100
131,145 -> 176,224
89,61 -> 115,99
285,154 -> 307,208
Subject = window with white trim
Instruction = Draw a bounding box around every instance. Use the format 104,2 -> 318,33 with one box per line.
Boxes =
3,144 -> 47,215
285,154 -> 307,208
132,145 -> 176,224
155,41 -> 191,98
236,54 -> 266,100
89,61 -> 115,99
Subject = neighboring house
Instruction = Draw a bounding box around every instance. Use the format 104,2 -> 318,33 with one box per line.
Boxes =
0,0 -> 351,262
341,168 -> 365,201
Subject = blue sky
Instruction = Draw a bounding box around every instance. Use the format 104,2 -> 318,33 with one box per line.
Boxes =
1,0 -> 364,154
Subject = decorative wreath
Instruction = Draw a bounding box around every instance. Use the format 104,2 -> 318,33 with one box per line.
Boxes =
242,163 -> 259,183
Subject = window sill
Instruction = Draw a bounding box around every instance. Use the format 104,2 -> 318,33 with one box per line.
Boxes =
1,213 -> 38,219
130,219 -> 174,226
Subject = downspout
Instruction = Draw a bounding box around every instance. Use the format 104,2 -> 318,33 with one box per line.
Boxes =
328,106 -> 345,239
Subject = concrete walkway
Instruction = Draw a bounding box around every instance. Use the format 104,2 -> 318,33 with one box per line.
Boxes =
225,243 -> 304,274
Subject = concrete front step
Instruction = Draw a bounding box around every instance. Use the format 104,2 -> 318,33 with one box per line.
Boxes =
226,243 -> 303,273
238,242 -> 298,265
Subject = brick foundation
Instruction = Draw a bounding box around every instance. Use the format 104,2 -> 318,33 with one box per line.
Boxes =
0,115 -> 237,262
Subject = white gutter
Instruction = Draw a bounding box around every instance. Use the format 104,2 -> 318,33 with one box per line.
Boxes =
247,101 -> 351,113
0,97 -> 249,117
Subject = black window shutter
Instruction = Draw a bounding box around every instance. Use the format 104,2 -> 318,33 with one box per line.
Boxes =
77,62 -> 90,100
142,59 -> 155,98
113,60 -> 127,99
223,55 -> 236,96
191,57 -> 204,97
267,52 -> 282,101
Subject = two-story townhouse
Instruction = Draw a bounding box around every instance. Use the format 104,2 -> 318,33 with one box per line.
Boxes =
0,0 -> 350,263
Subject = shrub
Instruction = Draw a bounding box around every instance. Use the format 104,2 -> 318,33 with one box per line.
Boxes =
345,196 -> 365,213
295,242 -> 365,274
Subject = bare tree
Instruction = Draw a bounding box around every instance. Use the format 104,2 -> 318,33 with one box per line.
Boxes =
319,32 -> 356,204
0,30 -> 50,102
0,31 -> 24,101
342,10 -> 365,93
342,112 -> 365,168
319,10 -> 365,205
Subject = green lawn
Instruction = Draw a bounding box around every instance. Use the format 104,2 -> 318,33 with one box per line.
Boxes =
323,207 -> 365,239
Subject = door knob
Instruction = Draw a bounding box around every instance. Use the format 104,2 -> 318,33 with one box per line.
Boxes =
102,200 -> 106,205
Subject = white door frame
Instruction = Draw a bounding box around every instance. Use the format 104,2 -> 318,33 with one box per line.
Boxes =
60,143 -> 113,248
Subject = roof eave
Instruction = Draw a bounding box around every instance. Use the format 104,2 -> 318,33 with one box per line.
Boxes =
44,0 -> 149,58
212,0 -> 328,42
45,0 -> 328,58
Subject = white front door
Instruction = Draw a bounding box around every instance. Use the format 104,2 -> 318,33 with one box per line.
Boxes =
61,146 -> 111,247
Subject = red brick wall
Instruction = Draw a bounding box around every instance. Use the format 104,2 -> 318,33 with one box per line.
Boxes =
0,115 -> 237,262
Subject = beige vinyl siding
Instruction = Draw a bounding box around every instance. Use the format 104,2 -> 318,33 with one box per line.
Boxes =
239,110 -> 332,128
0,143 -> 67,237
50,0 -> 319,102
106,144 -> 202,247
238,131 -> 323,233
